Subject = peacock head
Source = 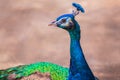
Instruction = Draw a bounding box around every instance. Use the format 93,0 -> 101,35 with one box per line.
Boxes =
49,3 -> 85,32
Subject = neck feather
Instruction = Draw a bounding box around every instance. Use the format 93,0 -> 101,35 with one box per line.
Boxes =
68,22 -> 95,79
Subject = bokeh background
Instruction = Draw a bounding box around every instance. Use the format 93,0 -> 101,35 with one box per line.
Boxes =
0,0 -> 120,80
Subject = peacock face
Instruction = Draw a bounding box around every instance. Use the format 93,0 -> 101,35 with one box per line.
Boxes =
56,17 -> 74,30
49,14 -> 75,30
49,2 -> 85,31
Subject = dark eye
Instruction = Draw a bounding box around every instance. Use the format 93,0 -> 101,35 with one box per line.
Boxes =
61,19 -> 66,23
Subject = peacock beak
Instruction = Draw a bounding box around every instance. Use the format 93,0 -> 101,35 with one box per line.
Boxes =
48,21 -> 57,26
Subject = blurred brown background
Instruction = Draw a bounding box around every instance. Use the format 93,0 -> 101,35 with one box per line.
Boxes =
0,0 -> 120,80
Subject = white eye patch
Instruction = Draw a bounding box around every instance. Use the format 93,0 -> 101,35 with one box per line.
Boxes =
60,17 -> 72,27
58,17 -> 67,23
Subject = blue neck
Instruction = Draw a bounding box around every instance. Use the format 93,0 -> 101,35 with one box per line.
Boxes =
68,21 -> 95,80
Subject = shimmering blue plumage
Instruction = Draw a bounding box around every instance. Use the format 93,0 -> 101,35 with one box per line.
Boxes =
68,19 -> 95,80
55,2 -> 97,80
72,2 -> 85,13
56,14 -> 74,21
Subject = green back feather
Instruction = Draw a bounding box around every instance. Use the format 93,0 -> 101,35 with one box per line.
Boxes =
0,62 -> 69,80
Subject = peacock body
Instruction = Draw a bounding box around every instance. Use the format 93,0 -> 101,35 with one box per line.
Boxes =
0,2 -> 98,80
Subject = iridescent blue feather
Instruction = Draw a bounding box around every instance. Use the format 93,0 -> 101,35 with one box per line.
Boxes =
72,2 -> 85,13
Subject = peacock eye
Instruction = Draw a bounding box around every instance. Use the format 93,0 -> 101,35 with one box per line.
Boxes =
61,19 -> 66,23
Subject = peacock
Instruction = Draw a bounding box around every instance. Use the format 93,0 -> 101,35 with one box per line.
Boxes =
0,3 -> 98,80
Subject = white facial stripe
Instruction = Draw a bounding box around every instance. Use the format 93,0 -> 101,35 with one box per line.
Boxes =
58,17 -> 68,22
61,22 -> 69,26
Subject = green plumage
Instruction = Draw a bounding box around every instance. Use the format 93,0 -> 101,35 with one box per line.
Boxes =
0,62 -> 69,80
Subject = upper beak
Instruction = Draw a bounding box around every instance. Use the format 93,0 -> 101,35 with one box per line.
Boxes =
48,21 -> 57,26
